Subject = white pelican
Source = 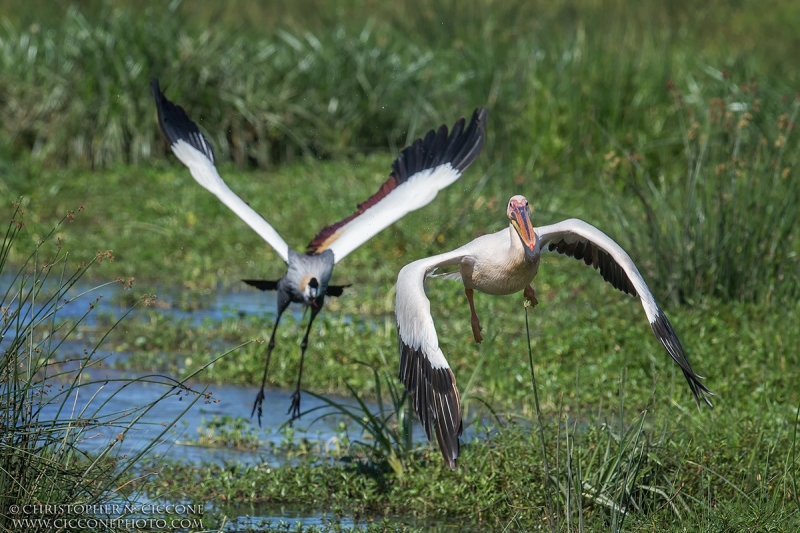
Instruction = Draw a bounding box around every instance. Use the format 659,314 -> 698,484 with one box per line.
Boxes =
395,195 -> 713,468
151,79 -> 489,424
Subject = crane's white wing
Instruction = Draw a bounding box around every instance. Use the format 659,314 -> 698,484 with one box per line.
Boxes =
307,108 -> 489,264
151,79 -> 290,264
536,218 -> 713,407
395,247 -> 473,469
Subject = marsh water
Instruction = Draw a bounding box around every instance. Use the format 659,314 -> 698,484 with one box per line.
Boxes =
5,273 -> 461,530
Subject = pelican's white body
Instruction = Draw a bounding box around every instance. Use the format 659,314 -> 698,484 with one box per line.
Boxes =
397,225 -> 538,370
395,201 -> 713,469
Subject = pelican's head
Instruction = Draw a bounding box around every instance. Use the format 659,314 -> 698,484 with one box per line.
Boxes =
304,277 -> 320,305
507,195 -> 536,253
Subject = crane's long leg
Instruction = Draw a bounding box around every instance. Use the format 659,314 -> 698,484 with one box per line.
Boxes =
251,298 -> 290,426
465,288 -> 483,343
287,302 -> 323,424
524,285 -> 538,307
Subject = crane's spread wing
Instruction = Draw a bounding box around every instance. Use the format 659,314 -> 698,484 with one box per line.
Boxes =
307,108 -> 490,264
395,249 -> 471,469
536,218 -> 713,407
151,79 -> 290,263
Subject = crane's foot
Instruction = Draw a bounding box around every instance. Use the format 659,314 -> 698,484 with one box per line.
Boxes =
287,390 -> 302,425
470,318 -> 483,344
251,387 -> 265,427
524,285 -> 539,308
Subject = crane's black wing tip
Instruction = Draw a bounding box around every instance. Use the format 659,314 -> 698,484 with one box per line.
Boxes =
398,106 -> 489,182
305,108 -> 488,255
325,284 -> 352,297
473,107 -> 489,129
150,78 -> 162,101
242,279 -> 280,292
150,78 -> 216,163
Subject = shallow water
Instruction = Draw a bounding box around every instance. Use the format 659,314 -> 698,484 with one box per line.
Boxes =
34,367 -> 387,467
0,271 -> 285,329
3,272 -> 457,530
3,272 -> 429,463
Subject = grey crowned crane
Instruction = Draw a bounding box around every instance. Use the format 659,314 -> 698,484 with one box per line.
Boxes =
395,195 -> 713,469
151,78 -> 489,424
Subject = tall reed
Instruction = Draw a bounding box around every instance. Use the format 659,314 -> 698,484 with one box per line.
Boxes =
0,201 -> 205,528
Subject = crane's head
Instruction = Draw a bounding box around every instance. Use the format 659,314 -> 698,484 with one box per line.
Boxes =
304,277 -> 320,305
507,195 -> 536,253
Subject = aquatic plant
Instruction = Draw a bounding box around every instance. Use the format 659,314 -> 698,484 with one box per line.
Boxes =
303,362 -> 415,477
0,200 -> 210,528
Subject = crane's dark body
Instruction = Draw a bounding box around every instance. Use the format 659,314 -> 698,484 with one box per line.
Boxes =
244,249 -> 347,421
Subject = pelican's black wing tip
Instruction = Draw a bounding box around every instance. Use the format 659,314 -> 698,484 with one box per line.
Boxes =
650,308 -> 714,409
150,78 -> 162,101
398,335 -> 463,470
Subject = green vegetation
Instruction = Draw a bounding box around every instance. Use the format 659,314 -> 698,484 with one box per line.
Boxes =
1,0 -> 799,531
2,0 -> 799,303
0,206 -> 210,532
187,415 -> 264,451
150,404 -> 800,531
303,363 -> 416,477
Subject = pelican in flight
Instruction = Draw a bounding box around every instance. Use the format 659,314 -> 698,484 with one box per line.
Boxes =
151,79 -> 489,423
396,195 -> 713,468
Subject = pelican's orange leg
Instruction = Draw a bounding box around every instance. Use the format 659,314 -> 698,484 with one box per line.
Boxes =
465,288 -> 483,343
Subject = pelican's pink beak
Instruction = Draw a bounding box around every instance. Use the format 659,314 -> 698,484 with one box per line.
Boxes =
507,196 -> 536,252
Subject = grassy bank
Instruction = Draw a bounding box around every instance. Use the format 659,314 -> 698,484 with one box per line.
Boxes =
0,207 -> 210,532
149,410 -> 800,531
2,0 -> 799,530
3,0 -> 799,305
2,0 -> 799,171
6,171 -> 797,529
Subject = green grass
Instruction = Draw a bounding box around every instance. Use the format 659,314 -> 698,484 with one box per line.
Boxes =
1,0 -> 799,530
3,1 -> 799,305
146,403 -> 800,531
3,0 -> 800,173
11,167 -> 790,530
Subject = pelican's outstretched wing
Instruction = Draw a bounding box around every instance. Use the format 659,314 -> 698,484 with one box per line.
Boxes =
536,218 -> 713,407
307,108 -> 490,264
395,248 -> 472,469
151,79 -> 290,263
